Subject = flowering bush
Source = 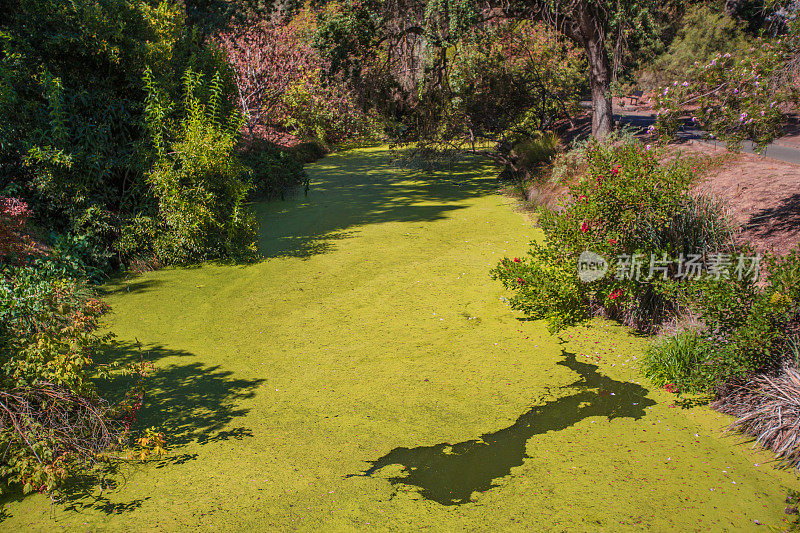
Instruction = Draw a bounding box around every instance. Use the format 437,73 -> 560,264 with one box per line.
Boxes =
652,34 -> 799,150
491,139 -> 733,333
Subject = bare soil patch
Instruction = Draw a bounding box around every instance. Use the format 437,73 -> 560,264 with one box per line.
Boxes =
682,141 -> 800,255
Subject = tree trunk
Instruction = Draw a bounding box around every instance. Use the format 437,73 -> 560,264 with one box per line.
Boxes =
584,33 -> 613,139
572,1 -> 614,139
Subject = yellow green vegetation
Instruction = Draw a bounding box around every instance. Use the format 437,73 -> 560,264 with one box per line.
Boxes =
3,147 -> 798,530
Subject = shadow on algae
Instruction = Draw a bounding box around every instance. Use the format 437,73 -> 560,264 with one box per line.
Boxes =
350,349 -> 656,506
256,148 -> 499,260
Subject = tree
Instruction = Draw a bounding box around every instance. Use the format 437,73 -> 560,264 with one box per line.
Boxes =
218,22 -> 317,137
315,0 -> 673,139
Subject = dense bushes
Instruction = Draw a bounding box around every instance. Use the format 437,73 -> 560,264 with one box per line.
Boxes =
277,72 -> 376,145
0,194 -> 155,498
0,197 -> 33,261
241,140 -> 308,200
492,139 -> 732,333
2,0 -> 216,271
116,69 -> 257,265
0,262 -> 151,498
644,249 -> 800,393
0,177 -> 173,501
0,0 -> 275,500
0,0 -> 317,274
493,137 -> 799,395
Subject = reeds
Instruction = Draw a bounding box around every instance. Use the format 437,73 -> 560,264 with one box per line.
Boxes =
713,360 -> 800,468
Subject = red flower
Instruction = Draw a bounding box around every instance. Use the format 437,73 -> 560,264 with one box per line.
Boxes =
663,383 -> 679,394
578,195 -> 587,201
513,257 -> 521,263
608,289 -> 624,300
608,238 -> 618,245
611,164 -> 622,177
580,222 -> 590,233
516,277 -> 525,285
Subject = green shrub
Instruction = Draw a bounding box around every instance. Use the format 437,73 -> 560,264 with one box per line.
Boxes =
492,139 -> 732,333
550,144 -> 588,185
0,263 -> 147,498
549,129 -> 639,186
647,247 -> 800,392
642,330 -> 707,393
49,206 -> 116,281
118,69 -> 258,265
241,141 -> 308,200
287,141 -> 328,164
0,0 -> 287,273
504,131 -> 560,182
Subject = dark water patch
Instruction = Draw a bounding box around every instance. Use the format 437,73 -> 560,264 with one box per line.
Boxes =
350,350 -> 655,505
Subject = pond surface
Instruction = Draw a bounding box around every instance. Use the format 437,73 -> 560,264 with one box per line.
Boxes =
3,146 -> 798,531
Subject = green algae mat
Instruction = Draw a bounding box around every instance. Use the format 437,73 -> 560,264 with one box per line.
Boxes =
3,146 -> 799,531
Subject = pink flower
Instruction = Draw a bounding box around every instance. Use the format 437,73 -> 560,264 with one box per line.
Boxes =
516,277 -> 525,285
663,383 -> 679,394
608,238 -> 618,245
611,165 -> 622,177
578,195 -> 587,202
513,257 -> 521,263
580,222 -> 590,233
608,289 -> 624,300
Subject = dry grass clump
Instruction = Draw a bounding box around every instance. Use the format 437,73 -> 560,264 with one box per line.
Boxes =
713,360 -> 800,468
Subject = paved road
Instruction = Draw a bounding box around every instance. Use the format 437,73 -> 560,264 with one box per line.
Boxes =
614,109 -> 800,165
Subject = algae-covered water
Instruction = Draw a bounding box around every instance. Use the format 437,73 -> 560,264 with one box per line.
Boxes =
3,146 -> 798,531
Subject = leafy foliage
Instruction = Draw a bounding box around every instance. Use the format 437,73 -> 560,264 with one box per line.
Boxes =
314,0 -> 684,139
219,8 -> 374,145
241,140 -> 308,200
0,197 -> 33,262
118,69 -> 257,265
0,0 -> 274,272
491,139 -> 734,333
217,19 -> 318,136
0,264 -> 152,499
644,248 -> 800,393
652,25 -> 799,150
641,5 -> 751,89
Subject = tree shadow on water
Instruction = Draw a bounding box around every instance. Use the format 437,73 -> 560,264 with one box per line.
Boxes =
349,349 -> 655,505
99,341 -> 265,447
30,341 -> 267,517
255,149 -> 501,259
